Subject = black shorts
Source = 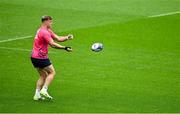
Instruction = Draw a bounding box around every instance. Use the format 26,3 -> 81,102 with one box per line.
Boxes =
31,57 -> 52,68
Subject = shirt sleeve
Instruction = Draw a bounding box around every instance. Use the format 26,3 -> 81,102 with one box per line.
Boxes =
43,31 -> 52,43
48,29 -> 56,39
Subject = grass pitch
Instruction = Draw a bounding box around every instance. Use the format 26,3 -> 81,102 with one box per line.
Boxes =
0,0 -> 180,113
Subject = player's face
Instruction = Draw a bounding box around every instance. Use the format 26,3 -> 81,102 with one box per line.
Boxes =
46,20 -> 53,28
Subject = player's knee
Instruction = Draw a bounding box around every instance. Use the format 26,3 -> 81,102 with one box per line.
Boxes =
52,69 -> 56,75
48,73 -> 55,81
50,69 -> 56,76
41,75 -> 46,80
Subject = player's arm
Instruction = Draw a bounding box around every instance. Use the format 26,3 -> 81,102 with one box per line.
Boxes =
53,34 -> 73,42
48,39 -> 72,52
49,29 -> 73,42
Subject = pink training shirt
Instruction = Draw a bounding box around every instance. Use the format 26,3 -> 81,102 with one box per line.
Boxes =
31,27 -> 56,59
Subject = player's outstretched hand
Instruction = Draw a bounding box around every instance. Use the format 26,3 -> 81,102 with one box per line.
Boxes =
67,34 -> 73,40
65,46 -> 72,52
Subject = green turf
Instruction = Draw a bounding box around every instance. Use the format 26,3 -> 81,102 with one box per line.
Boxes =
0,0 -> 180,113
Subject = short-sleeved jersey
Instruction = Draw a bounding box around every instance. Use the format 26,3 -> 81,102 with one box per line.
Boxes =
31,27 -> 55,59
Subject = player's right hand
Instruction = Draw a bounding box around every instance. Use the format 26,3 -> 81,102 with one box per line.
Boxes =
67,34 -> 73,40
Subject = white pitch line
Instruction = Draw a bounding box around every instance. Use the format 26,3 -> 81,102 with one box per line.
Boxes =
0,36 -> 33,43
0,46 -> 31,52
148,11 -> 180,18
0,46 -> 57,54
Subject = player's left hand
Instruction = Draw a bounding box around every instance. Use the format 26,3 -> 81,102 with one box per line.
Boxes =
65,46 -> 73,52
67,34 -> 73,40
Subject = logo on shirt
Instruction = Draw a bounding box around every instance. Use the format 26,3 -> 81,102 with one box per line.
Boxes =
38,48 -> 47,58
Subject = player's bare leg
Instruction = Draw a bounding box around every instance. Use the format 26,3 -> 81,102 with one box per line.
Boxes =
33,68 -> 47,100
40,65 -> 55,99
44,65 -> 56,86
36,69 -> 47,89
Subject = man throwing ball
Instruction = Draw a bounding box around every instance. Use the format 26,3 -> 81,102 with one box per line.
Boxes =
30,15 -> 73,100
